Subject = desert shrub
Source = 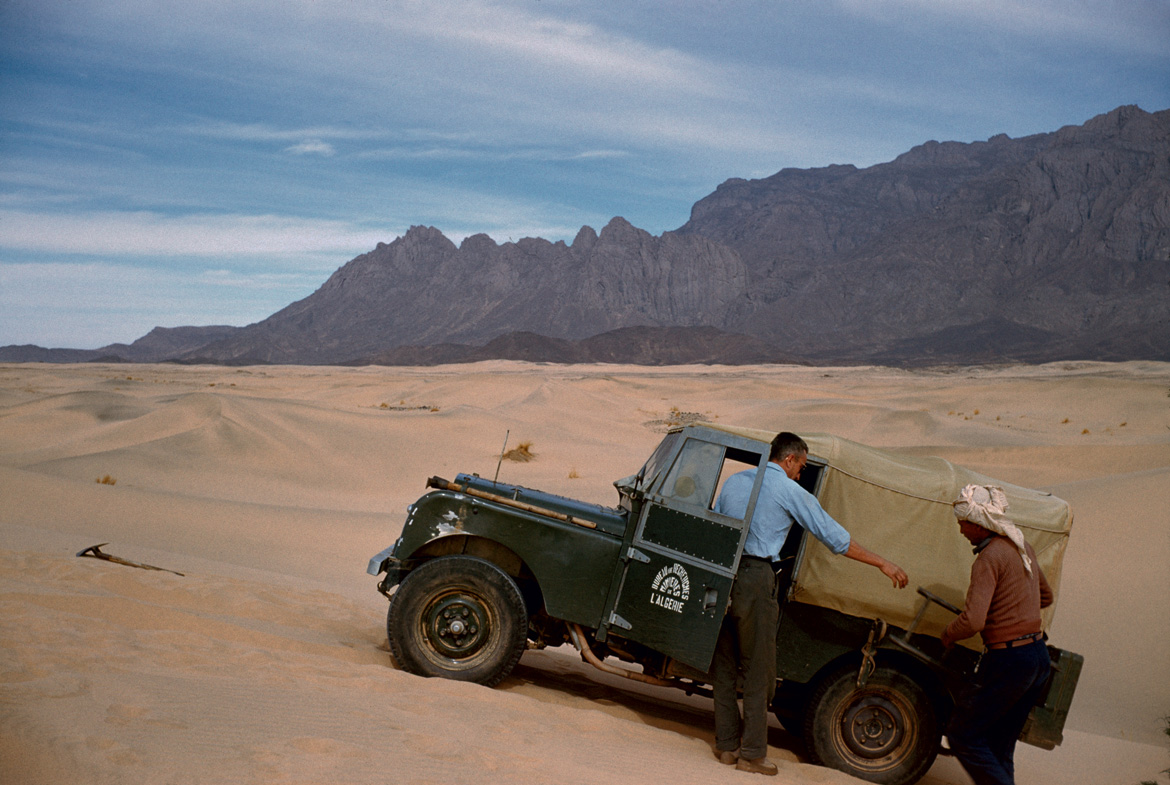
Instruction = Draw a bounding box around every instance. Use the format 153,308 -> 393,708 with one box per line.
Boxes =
96,475 -> 116,486
503,442 -> 535,462
664,406 -> 704,427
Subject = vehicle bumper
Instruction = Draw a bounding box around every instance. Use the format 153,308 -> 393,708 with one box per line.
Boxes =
368,538 -> 407,588
367,544 -> 398,576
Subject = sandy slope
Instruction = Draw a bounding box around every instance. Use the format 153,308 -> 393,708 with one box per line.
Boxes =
1,361 -> 1168,785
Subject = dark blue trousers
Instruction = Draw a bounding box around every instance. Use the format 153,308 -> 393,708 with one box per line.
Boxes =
947,639 -> 1050,785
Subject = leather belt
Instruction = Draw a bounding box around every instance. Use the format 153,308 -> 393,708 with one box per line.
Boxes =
740,554 -> 782,576
986,632 -> 1044,650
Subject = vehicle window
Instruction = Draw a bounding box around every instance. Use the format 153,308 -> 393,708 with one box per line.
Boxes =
658,440 -> 767,512
710,446 -> 766,518
636,431 -> 682,491
661,439 -> 724,508
796,461 -> 823,495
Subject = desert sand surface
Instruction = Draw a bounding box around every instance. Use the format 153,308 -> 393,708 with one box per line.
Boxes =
2,360 -> 1168,785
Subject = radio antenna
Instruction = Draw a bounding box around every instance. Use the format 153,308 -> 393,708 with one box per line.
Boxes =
493,429 -> 510,484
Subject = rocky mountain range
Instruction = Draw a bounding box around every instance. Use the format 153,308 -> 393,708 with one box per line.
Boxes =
5,104 -> 1168,366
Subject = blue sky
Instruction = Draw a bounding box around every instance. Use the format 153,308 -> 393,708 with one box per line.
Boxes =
2,0 -> 1167,349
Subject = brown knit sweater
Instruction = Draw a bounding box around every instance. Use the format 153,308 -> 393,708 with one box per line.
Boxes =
942,536 -> 1054,648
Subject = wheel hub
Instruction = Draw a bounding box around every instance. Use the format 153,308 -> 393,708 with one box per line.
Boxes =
840,696 -> 905,759
422,593 -> 489,660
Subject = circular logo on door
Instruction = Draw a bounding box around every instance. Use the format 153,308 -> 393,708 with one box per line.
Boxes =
650,563 -> 691,613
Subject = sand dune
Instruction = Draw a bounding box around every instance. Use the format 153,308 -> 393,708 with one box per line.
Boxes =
2,360 -> 1168,785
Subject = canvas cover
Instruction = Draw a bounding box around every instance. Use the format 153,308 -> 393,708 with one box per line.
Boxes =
702,423 -> 1073,641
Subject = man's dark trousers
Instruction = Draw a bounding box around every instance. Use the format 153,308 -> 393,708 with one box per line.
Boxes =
948,639 -> 1050,785
712,557 -> 779,760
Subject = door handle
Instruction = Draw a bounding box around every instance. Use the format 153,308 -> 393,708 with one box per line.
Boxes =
703,586 -> 719,611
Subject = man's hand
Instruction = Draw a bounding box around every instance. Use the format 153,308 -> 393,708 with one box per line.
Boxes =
844,541 -> 909,588
880,559 -> 909,589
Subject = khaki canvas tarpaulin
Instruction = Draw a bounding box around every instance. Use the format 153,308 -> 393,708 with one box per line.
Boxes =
705,424 -> 1073,641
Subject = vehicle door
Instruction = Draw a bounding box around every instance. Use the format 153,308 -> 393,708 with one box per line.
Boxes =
601,432 -> 768,671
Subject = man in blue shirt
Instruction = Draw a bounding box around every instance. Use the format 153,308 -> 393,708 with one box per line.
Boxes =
711,432 -> 909,775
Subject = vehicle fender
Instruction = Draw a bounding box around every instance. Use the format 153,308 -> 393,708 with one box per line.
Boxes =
394,489 -> 624,627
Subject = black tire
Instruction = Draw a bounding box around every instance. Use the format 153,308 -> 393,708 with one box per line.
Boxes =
803,665 -> 939,785
772,681 -> 809,738
777,712 -> 804,739
387,555 -> 528,688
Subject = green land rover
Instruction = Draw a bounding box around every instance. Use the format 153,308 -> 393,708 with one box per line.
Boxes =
368,422 -> 1082,785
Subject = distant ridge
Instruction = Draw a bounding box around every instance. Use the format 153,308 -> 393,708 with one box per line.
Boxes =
4,105 -> 1167,366
0,345 -> 115,363
0,326 -> 242,364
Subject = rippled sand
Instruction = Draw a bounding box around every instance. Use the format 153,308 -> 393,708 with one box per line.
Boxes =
2,360 -> 1168,785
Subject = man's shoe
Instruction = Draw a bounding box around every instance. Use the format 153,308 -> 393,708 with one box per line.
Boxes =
736,756 -> 778,776
714,748 -> 739,765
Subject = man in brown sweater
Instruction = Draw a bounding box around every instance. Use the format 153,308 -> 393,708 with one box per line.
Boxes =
942,484 -> 1053,785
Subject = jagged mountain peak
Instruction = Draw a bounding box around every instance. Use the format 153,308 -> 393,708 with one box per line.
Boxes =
180,105 -> 1170,364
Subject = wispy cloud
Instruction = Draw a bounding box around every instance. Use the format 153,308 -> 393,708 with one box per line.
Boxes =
25,0 -> 760,153
354,144 -> 631,163
836,0 -> 1170,55
197,268 -> 323,289
390,1 -> 729,97
179,121 -> 380,144
0,209 -> 389,257
0,261 -> 320,304
0,260 -> 323,347
284,139 -> 335,156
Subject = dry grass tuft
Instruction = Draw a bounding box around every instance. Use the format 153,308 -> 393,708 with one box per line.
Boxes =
1061,418 -> 1070,424
568,468 -> 580,479
377,402 -> 438,412
96,475 -> 117,486
643,406 -> 707,432
504,441 -> 535,462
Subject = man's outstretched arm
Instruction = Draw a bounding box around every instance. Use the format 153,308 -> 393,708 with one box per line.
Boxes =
844,541 -> 909,588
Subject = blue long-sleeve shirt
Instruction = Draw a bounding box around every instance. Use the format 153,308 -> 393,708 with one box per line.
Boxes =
714,462 -> 851,561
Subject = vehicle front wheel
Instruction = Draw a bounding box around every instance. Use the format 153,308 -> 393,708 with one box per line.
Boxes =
387,555 -> 528,688
803,664 -> 940,785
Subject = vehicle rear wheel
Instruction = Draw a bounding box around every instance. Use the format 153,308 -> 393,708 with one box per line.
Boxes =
803,664 -> 939,785
387,555 -> 528,688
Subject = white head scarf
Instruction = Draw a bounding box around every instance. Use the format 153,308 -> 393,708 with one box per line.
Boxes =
953,484 -> 1033,575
